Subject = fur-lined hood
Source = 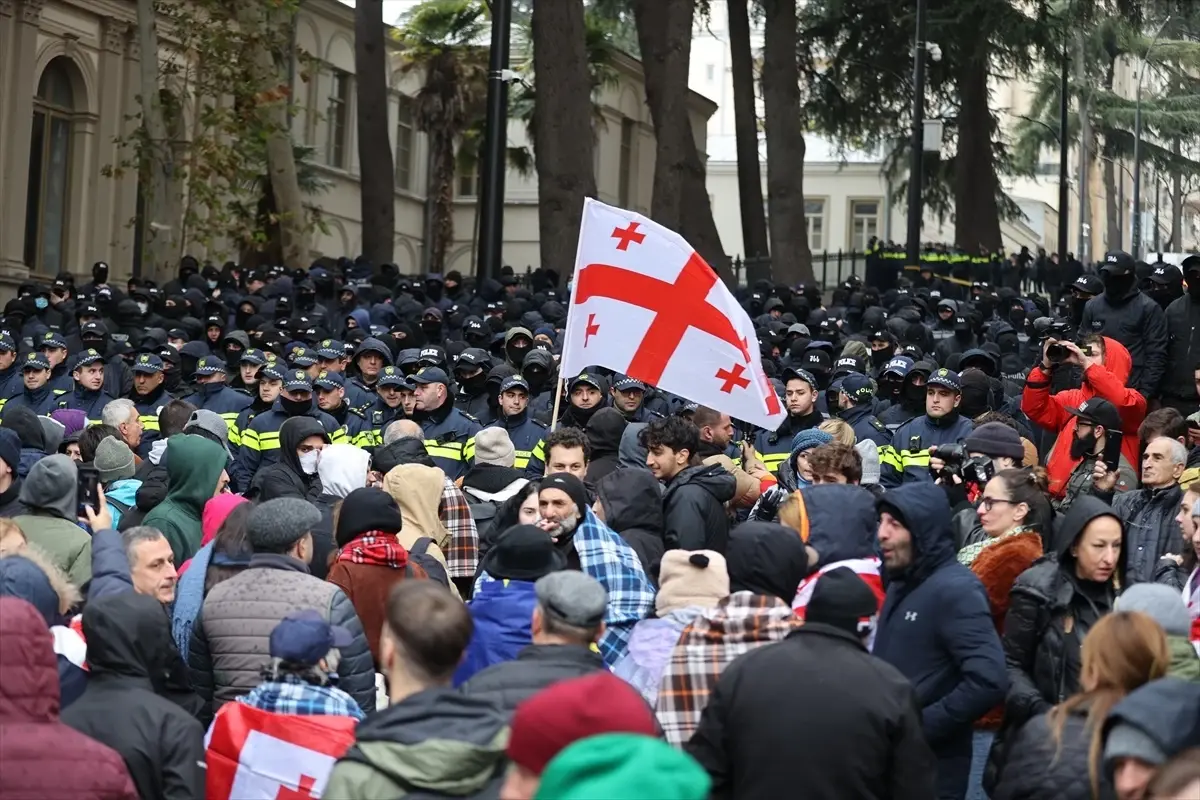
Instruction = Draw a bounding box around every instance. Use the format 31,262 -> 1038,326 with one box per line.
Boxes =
0,545 -> 82,621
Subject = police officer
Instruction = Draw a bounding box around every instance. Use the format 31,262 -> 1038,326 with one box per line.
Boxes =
128,353 -> 174,459
314,369 -> 370,447
316,338 -> 371,410
6,352 -> 64,416
235,360 -> 285,444
609,375 -> 661,423
37,330 -> 74,393
752,368 -> 825,475
361,366 -> 411,448
348,336 -> 394,400
835,373 -> 891,447
880,367 -> 975,487
410,366 -> 481,481
0,334 -> 22,409
235,368 -> 345,488
453,348 -> 493,423
79,320 -> 132,399
191,355 -> 253,447
289,344 -> 321,381
486,374 -> 548,475
232,348 -> 268,394
57,349 -> 117,424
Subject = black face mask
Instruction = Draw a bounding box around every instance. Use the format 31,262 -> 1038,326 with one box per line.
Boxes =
1189,278 -> 1200,302
870,347 -> 894,367
1071,297 -> 1089,322
879,377 -> 902,399
421,320 -> 441,336
280,396 -> 311,417
1102,272 -> 1136,301
507,344 -> 530,364
955,329 -> 973,343
904,381 -> 926,407
458,372 -> 488,396
1070,428 -> 1098,460
526,369 -> 549,394
163,369 -> 182,393
1008,309 -> 1025,327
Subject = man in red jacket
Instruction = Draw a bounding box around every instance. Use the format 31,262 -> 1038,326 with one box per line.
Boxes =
1021,334 -> 1146,499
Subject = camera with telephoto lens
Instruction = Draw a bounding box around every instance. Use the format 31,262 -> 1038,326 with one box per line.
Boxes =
930,443 -> 996,486
1040,321 -> 1075,364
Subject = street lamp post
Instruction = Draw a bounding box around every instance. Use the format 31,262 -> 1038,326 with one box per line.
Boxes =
476,0 -> 513,280
1132,15 -> 1171,259
904,0 -> 928,270
1058,41 -> 1069,261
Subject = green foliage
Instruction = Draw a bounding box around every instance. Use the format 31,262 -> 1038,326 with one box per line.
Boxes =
101,0 -> 327,263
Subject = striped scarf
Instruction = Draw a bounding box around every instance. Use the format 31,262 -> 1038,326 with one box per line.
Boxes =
957,525 -> 1038,566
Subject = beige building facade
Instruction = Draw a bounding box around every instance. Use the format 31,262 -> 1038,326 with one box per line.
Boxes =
0,0 -> 715,293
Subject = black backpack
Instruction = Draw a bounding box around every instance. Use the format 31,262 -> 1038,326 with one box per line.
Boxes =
406,537 -> 449,588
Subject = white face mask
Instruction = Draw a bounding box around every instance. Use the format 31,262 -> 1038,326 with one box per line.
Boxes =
298,449 -> 320,475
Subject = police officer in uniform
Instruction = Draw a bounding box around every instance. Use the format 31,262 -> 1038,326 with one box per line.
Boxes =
6,352 -> 65,416
0,334 -> 23,410
128,353 -> 174,459
56,349 -> 117,424
314,370 -> 370,447
361,366 -> 411,449
752,368 -> 825,475
880,367 -> 975,487
317,339 -> 371,410
235,368 -> 345,488
190,355 -> 253,447
410,366 -> 481,481
609,375 -> 662,423
835,373 -> 892,448
37,330 -> 75,394
235,360 -> 284,445
486,374 -> 548,474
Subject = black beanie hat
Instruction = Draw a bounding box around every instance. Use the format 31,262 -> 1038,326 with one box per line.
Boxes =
806,566 -> 880,638
335,487 -> 403,547
541,472 -> 590,515
963,421 -> 1025,461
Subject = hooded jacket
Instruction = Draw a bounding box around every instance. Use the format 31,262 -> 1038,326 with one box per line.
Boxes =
872,483 -> 1007,799
1021,337 -> 1145,497
1163,291 -> 1200,402
1078,279 -> 1168,396
237,401 -> 341,489
249,415 -> 327,502
0,597 -> 138,800
663,464 -> 737,553
584,407 -> 626,484
142,435 -> 229,564
595,468 -> 666,582
1102,677 -> 1200,766
61,593 -> 205,800
618,422 -> 649,470
2,405 -> 47,480
14,455 -> 93,587
324,687 -> 509,799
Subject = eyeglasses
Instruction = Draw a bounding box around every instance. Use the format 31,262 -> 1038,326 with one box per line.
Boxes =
978,496 -> 1017,512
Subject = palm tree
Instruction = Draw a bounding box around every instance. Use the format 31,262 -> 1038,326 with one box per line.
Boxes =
396,0 -> 490,273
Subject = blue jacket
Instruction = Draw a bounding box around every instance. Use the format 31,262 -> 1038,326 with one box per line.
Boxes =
840,403 -> 892,448
103,479 -> 141,529
872,482 -> 1007,799
487,410 -> 547,474
5,384 -> 68,416
129,386 -> 175,459
56,387 -> 118,424
880,411 -> 975,487
192,382 -> 253,447
419,400 -> 482,482
453,578 -> 536,686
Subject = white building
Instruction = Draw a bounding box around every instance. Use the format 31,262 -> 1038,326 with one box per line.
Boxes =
0,0 -> 715,292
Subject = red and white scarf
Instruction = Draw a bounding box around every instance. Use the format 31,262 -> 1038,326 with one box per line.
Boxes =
336,532 -> 408,570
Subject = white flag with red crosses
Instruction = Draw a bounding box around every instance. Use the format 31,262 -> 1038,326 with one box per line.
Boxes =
560,198 -> 784,430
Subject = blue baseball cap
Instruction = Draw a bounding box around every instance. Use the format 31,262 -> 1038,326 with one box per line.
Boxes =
377,366 -> 410,388
39,330 -> 67,350
22,351 -> 50,371
410,366 -> 450,386
315,339 -> 345,360
313,370 -> 344,391
260,362 -> 287,382
926,367 -> 962,393
71,348 -> 105,370
840,372 -> 874,403
269,609 -> 353,665
612,375 -> 646,392
881,355 -> 915,378
288,345 -> 317,368
132,353 -> 164,374
240,348 -> 268,366
500,374 -> 530,394
193,355 -> 226,377
0,333 -> 15,353
283,369 -> 313,392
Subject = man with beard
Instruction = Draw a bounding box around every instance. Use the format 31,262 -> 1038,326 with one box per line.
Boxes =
410,367 -> 481,481
1078,251 -> 1168,398
453,348 -> 493,423
609,376 -> 661,423
314,370 -> 370,447
127,354 -> 174,459
1163,256 -> 1200,415
488,375 -> 548,475
752,368 -> 824,476
1053,398 -> 1137,514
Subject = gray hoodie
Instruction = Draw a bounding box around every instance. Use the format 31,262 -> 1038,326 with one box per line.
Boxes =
618,422 -> 650,470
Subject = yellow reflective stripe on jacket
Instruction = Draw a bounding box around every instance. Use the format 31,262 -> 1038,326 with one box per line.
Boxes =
218,412 -> 242,447
462,436 -> 476,461
241,429 -> 281,452
424,439 -> 465,461
513,449 -> 532,469
879,445 -> 930,470
530,440 -> 545,461
139,416 -> 160,432
350,429 -> 375,449
761,451 -> 789,474
329,427 -> 348,444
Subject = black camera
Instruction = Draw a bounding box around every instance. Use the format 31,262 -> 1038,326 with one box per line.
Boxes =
930,443 -> 995,486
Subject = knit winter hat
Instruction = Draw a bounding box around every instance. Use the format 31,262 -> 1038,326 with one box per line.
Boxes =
247,498 -> 322,552
1114,583 -> 1191,637
93,436 -> 135,484
1104,722 -> 1168,774
473,427 -> 516,468
855,439 -> 881,484
535,734 -> 711,800
185,409 -> 232,458
507,673 -> 658,776
335,487 -> 403,548
963,422 -> 1025,461
655,550 -> 730,616
806,566 -> 880,638
0,429 -> 19,477
790,429 -> 833,460
541,472 -> 590,516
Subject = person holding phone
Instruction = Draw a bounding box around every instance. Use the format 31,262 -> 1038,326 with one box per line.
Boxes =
1053,398 -> 1138,515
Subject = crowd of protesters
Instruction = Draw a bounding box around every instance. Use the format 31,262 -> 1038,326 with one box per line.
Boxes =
0,250 -> 1198,800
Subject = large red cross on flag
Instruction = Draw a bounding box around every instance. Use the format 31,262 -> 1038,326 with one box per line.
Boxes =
561,198 -> 783,430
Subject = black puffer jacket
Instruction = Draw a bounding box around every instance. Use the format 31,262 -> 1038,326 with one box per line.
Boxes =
595,468 -> 666,582
61,593 -> 205,800
458,644 -> 605,717
1162,292 -> 1200,402
992,707 -> 1112,800
1078,284 -> 1168,396
248,416 -> 325,502
1111,483 -> 1184,585
1000,497 -> 1120,730
663,463 -> 736,553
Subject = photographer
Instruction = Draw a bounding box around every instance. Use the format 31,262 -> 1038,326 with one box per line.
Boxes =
1021,333 -> 1146,501
932,422 -> 1027,552
1053,398 -> 1136,514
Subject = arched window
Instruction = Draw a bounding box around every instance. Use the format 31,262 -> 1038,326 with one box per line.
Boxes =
24,58 -> 77,273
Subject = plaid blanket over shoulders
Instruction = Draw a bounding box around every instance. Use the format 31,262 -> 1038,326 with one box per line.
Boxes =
575,509 -> 656,667
655,591 -> 800,746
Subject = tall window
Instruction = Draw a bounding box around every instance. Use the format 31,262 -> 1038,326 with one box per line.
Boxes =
618,118 -> 635,207
850,200 -> 880,251
458,165 -> 479,197
805,199 -> 825,251
395,94 -> 415,190
326,69 -> 351,168
24,58 -> 76,274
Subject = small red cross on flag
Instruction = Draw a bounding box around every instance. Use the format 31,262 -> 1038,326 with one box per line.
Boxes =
561,199 -> 783,430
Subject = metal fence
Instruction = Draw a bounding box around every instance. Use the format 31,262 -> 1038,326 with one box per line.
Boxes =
730,250 -> 869,289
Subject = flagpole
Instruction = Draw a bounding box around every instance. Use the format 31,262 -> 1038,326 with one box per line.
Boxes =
550,198 -> 595,433
548,377 -> 564,433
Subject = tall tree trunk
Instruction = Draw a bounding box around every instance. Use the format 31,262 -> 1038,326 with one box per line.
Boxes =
237,0 -> 309,269
1171,139 -> 1182,250
531,0 -> 596,276
355,0 -> 395,267
136,0 -> 179,282
727,0 -> 770,285
760,0 -> 812,286
1104,154 -> 1120,251
632,0 -> 731,282
1075,30 -> 1090,260
953,48 -> 1002,251
427,130 -> 456,271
